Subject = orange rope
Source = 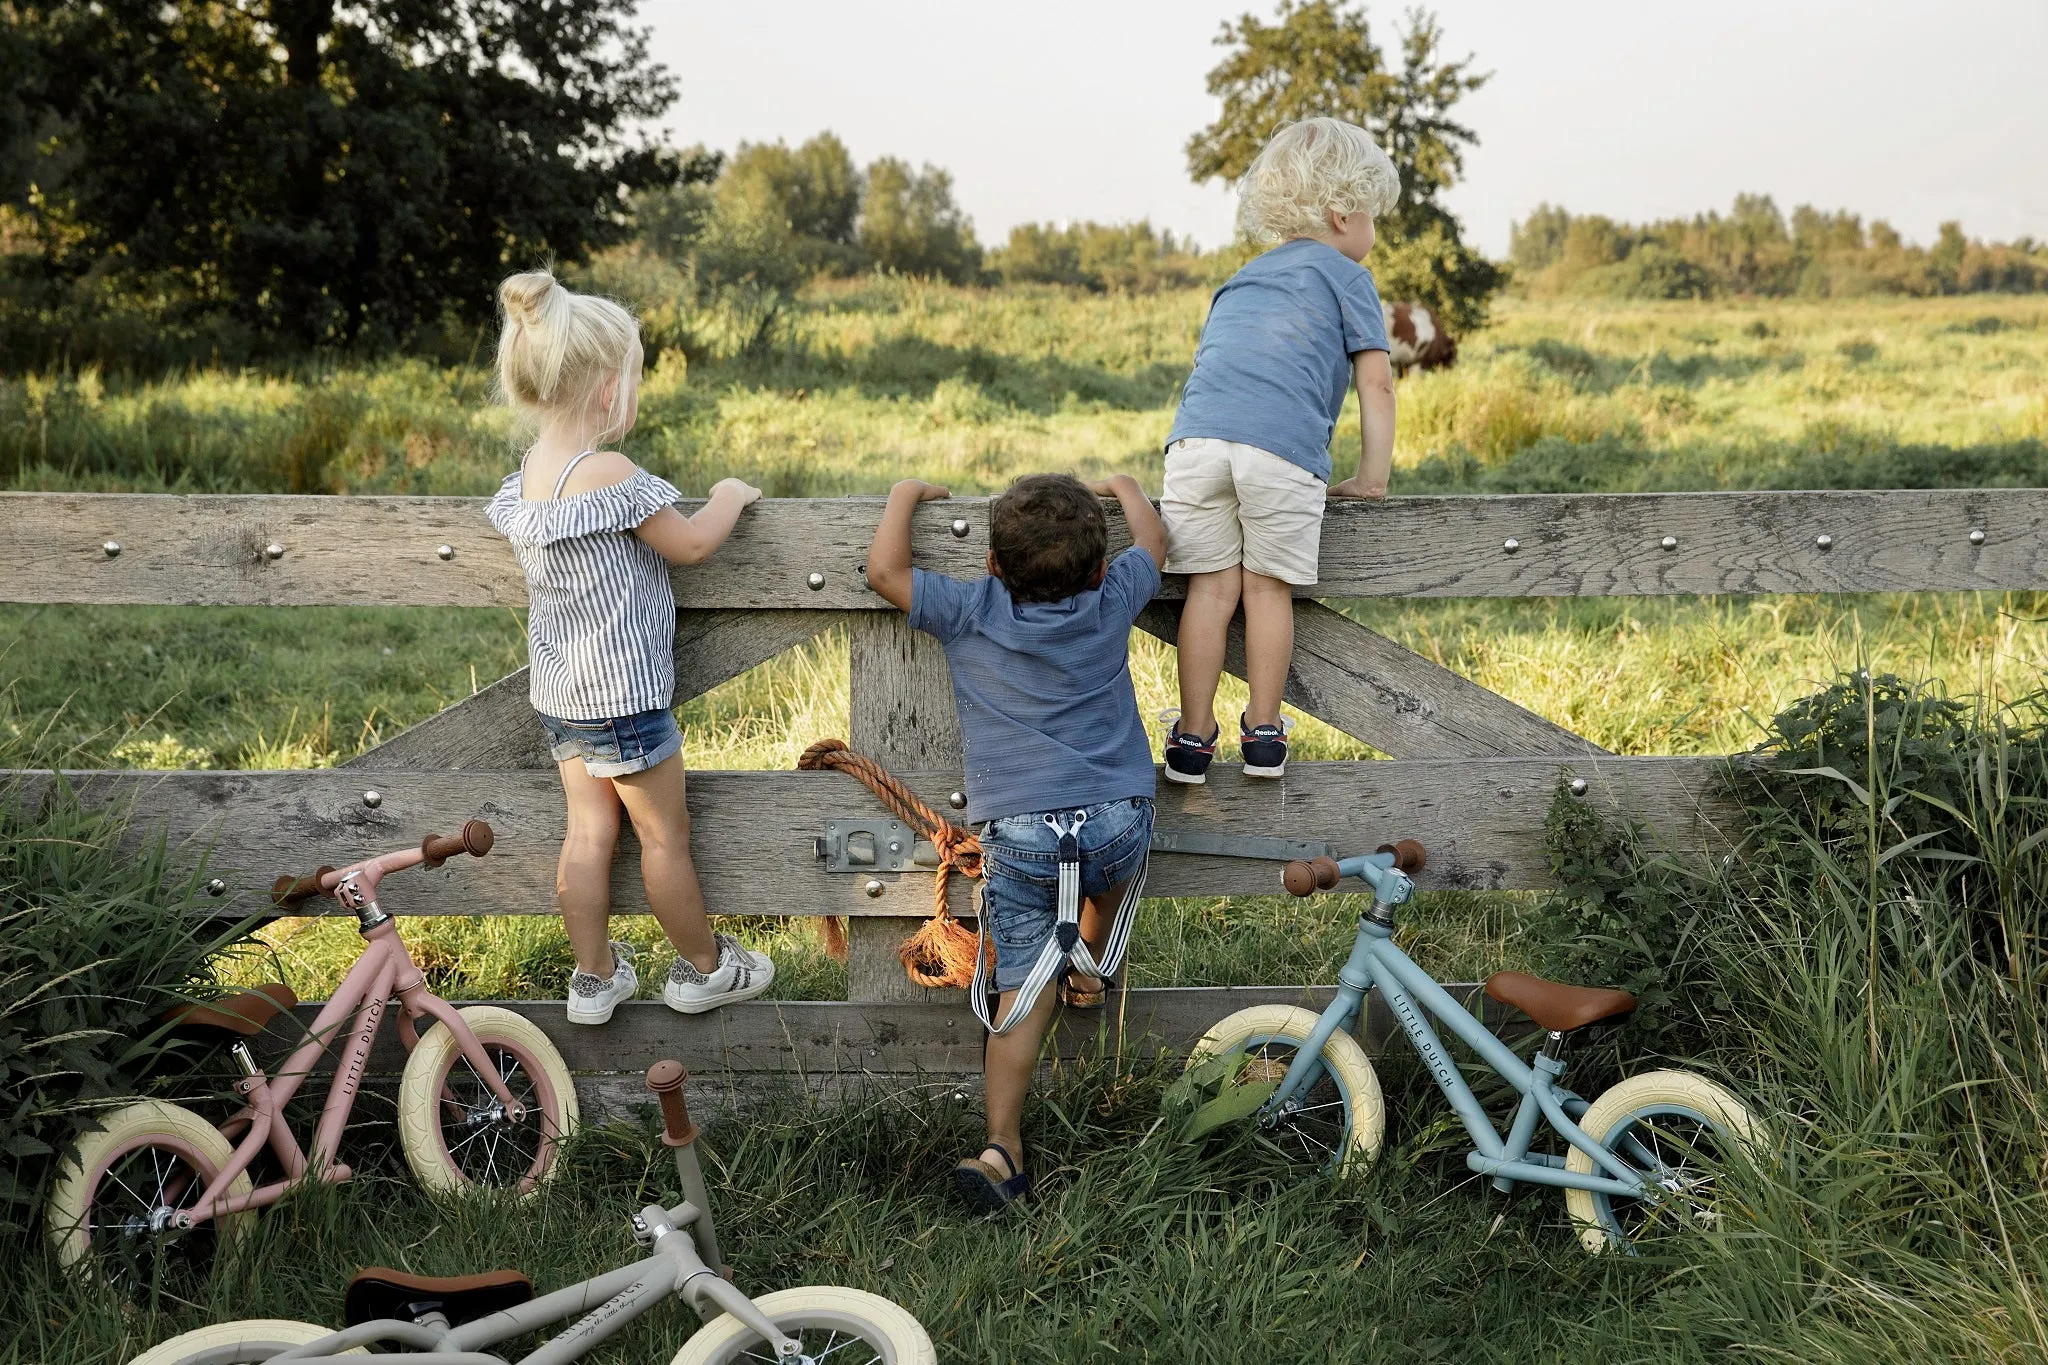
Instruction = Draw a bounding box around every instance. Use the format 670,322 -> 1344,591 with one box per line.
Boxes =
796,738 -> 986,989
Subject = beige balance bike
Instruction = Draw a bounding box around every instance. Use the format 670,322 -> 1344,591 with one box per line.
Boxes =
126,1061 -> 935,1364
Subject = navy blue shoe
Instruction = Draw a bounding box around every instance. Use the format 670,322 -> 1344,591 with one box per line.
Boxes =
954,1142 -> 1029,1211
1161,711 -> 1220,785
1239,713 -> 1294,779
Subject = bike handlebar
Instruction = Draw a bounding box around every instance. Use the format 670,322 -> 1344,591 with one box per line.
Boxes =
1282,839 -> 1426,898
269,820 -> 496,908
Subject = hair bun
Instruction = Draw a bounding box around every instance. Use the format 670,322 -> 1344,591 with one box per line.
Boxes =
499,269 -> 559,326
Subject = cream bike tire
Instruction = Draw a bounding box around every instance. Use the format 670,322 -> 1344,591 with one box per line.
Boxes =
48,1100 -> 255,1295
669,1285 -> 936,1365
397,1004 -> 579,1194
1564,1068 -> 1758,1253
1183,1004 -> 1385,1176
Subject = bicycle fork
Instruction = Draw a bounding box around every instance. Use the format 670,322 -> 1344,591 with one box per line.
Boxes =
646,1060 -> 802,1358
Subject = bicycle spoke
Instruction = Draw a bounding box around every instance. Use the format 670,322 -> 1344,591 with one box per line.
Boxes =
435,1044 -> 547,1187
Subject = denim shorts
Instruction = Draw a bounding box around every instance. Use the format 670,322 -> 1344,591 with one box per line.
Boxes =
536,707 -> 682,778
978,797 -> 1153,991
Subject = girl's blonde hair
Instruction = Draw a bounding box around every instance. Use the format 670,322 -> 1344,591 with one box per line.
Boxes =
496,268 -> 640,440
1236,118 -> 1401,246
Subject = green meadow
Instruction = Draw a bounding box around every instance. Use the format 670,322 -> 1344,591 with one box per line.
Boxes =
5,286 -> 2048,1363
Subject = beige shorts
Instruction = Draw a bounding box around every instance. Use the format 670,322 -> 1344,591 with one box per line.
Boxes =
1161,437 -> 1326,586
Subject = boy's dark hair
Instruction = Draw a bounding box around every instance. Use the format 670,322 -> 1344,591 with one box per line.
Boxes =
989,473 -> 1107,603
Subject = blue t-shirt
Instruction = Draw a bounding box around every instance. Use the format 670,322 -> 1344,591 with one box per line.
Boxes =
908,548 -> 1161,824
1165,239 -> 1390,482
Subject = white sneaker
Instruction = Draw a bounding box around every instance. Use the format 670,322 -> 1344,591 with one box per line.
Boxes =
663,933 -> 775,1014
566,940 -> 637,1025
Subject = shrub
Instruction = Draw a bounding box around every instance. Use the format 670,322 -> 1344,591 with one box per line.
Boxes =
0,782 -> 255,1233
1532,776 -> 1715,1063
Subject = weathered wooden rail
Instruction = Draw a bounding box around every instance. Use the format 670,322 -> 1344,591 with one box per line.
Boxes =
3,488 -> 2039,1080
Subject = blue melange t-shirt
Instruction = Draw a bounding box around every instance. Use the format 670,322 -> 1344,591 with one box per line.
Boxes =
1165,238 -> 1391,482
908,548 -> 1161,824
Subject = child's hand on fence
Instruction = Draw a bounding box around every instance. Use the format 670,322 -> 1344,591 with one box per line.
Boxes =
893,479 -> 951,502
711,477 -> 764,506
1327,476 -> 1387,500
1087,474 -> 1168,567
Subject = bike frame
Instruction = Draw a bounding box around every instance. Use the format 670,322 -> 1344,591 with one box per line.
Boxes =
260,1199 -> 787,1364
263,1147 -> 798,1363
1262,853 -> 1653,1200
174,846 -> 527,1228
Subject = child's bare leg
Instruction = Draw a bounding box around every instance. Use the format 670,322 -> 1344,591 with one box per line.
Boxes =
988,879 -> 1131,1160
983,979 -> 1063,1170
1066,885 -> 1125,1000
1240,569 -> 1294,730
1177,566 -> 1243,737
557,759 -> 624,977
611,754 -> 719,973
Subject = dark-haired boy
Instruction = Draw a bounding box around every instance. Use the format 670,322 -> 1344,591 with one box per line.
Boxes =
866,471 -> 1166,1211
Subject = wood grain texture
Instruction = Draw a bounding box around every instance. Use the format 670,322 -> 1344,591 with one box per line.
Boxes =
1137,600 -> 1601,759
268,986 -> 1514,1076
4,758 -> 1736,916
346,610 -> 835,771
10,489 -> 2044,607
844,614 -> 965,1002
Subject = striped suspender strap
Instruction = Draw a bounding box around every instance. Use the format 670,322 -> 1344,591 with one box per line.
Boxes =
970,808 -> 1150,1037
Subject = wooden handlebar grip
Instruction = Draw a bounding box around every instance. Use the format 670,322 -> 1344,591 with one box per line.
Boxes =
646,1059 -> 698,1147
421,820 -> 496,869
1377,840 -> 1427,874
1281,855 -> 1345,897
270,866 -> 336,908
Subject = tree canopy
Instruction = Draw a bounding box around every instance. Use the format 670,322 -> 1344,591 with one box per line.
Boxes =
1188,1 -> 1502,329
7,0 -> 678,348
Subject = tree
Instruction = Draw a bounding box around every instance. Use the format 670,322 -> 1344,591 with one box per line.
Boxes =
1509,203 -> 1573,274
1186,1 -> 1502,329
9,0 -> 677,348
720,134 -> 862,247
859,159 -> 981,283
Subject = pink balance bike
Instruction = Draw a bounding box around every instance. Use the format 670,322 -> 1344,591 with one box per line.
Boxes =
49,820 -> 579,1298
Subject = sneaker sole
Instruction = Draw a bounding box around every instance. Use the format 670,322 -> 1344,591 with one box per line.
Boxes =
1162,766 -> 1208,785
1241,761 -> 1287,778
664,967 -> 776,1015
566,1000 -> 620,1026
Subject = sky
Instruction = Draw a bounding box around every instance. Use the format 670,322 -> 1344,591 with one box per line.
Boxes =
641,0 -> 2048,257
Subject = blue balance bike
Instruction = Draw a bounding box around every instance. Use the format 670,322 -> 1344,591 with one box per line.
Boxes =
1168,841 -> 1757,1253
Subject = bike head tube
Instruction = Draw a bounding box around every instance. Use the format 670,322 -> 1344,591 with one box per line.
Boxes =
1337,852 -> 1414,925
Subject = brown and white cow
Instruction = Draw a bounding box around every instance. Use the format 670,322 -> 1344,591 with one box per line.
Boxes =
1387,302 -> 1457,378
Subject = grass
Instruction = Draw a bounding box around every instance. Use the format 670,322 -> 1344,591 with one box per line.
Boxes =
7,285 -> 2046,500
11,734 -> 2047,1362
5,286 -> 2048,1360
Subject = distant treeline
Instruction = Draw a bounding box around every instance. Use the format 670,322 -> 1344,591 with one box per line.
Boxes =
635,131 -> 1205,295
1510,195 -> 2048,299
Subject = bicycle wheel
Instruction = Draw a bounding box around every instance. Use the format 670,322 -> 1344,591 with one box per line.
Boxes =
48,1100 -> 254,1299
1563,1068 -> 1758,1254
126,1318 -> 365,1364
1178,1005 -> 1384,1176
396,1005 -> 578,1195
669,1286 -> 935,1365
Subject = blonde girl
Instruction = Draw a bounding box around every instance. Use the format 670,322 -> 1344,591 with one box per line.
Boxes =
487,268 -> 773,1023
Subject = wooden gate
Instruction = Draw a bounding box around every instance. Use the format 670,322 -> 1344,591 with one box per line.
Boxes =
6,488 -> 2043,1083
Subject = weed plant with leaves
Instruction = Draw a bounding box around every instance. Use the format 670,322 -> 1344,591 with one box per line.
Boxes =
0,780 -> 256,1233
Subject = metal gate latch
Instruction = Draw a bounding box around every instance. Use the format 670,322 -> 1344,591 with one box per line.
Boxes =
815,819 -> 939,873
